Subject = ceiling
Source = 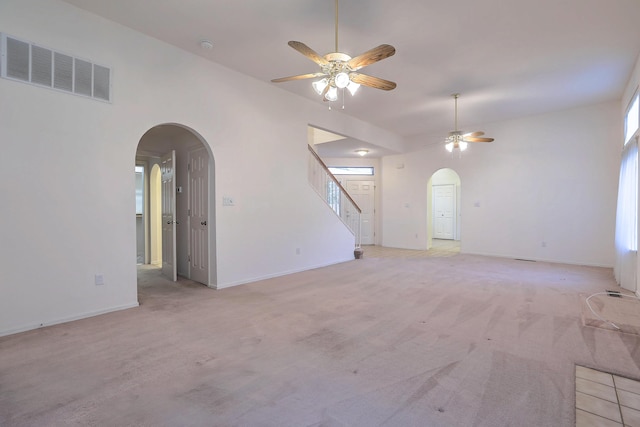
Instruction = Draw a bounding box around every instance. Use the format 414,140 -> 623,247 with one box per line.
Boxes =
63,0 -> 640,155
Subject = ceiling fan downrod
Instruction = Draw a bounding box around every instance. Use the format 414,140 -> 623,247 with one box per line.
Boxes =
453,93 -> 459,132
335,0 -> 339,53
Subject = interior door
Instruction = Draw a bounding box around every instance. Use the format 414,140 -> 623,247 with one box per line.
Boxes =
188,148 -> 209,285
433,184 -> 455,240
161,150 -> 177,281
346,180 -> 375,245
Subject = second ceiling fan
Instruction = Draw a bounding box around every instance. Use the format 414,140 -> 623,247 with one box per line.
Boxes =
271,0 -> 397,102
445,93 -> 494,152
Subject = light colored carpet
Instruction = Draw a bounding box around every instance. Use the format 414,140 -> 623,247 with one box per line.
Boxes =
582,291 -> 640,335
1,251 -> 640,426
362,239 -> 460,259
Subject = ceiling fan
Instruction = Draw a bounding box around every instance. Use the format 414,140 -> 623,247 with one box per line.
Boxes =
271,0 -> 396,103
445,93 -> 494,152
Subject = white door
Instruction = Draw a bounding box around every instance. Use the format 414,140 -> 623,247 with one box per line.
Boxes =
188,148 -> 209,285
161,150 -> 177,281
433,184 -> 455,240
346,180 -> 375,245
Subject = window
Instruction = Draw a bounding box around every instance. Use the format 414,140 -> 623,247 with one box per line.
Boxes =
327,181 -> 341,215
135,166 -> 144,215
625,93 -> 639,144
328,166 -> 374,176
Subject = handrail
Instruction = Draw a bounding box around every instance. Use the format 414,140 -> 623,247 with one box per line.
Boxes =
307,144 -> 362,248
307,145 -> 361,214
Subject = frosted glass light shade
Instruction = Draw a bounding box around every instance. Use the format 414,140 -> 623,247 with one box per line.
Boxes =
347,81 -> 360,96
445,142 -> 454,152
325,86 -> 338,101
335,72 -> 350,89
312,78 -> 328,95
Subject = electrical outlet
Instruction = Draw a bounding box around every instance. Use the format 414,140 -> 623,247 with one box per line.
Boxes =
296,248 -> 301,255
95,274 -> 105,285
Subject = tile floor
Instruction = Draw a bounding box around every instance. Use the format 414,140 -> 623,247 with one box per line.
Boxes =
576,365 -> 640,426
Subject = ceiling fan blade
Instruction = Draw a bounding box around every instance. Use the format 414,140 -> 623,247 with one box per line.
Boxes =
288,41 -> 329,66
350,73 -> 397,91
464,131 -> 485,137
348,44 -> 396,70
271,72 -> 327,83
464,137 -> 494,143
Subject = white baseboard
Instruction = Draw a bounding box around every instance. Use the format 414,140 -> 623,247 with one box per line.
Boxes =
0,302 -> 140,338
215,257 -> 353,290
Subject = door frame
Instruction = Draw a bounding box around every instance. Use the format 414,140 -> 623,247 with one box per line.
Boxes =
135,123 -> 217,289
427,168 -> 462,249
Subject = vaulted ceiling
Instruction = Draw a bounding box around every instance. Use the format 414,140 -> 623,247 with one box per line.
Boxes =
63,0 -> 640,149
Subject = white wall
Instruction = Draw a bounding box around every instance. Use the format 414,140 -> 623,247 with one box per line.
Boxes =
383,101 -> 621,267
0,0 -> 395,335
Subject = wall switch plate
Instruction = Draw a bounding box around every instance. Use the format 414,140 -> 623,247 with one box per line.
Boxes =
223,196 -> 234,206
95,274 -> 105,285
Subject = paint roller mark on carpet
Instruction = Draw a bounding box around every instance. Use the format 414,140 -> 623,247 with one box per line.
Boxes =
428,295 -> 461,319
297,328 -> 350,357
453,299 -> 493,327
381,361 -> 460,425
475,352 -> 565,425
389,325 -> 427,348
517,311 -> 544,336
484,306 -> 506,336
552,316 -> 577,345
182,383 -> 230,408
620,333 -> 640,371
579,324 -> 597,358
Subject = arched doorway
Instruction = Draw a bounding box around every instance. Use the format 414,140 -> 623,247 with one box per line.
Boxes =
427,168 -> 461,252
135,123 -> 216,288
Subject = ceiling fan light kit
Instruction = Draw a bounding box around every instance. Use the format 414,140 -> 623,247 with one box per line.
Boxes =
271,0 -> 396,105
445,94 -> 494,153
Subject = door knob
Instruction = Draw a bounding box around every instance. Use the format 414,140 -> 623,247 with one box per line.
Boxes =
201,221 -> 207,226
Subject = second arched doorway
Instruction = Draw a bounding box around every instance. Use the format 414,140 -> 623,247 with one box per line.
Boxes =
427,168 -> 461,252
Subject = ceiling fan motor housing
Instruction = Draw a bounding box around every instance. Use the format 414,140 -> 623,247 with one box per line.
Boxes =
322,53 -> 353,86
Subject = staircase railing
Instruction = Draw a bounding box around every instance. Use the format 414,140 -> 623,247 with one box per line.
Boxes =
307,145 -> 362,248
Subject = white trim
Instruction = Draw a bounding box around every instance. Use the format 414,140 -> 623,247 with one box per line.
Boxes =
461,250 -> 614,269
625,90 -> 639,144
0,302 -> 139,337
214,258 -> 355,290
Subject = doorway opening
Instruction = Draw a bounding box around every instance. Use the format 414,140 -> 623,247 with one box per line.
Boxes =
427,168 -> 461,252
135,123 -> 216,290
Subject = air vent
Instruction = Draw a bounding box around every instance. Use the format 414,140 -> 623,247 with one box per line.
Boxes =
1,33 -> 111,102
